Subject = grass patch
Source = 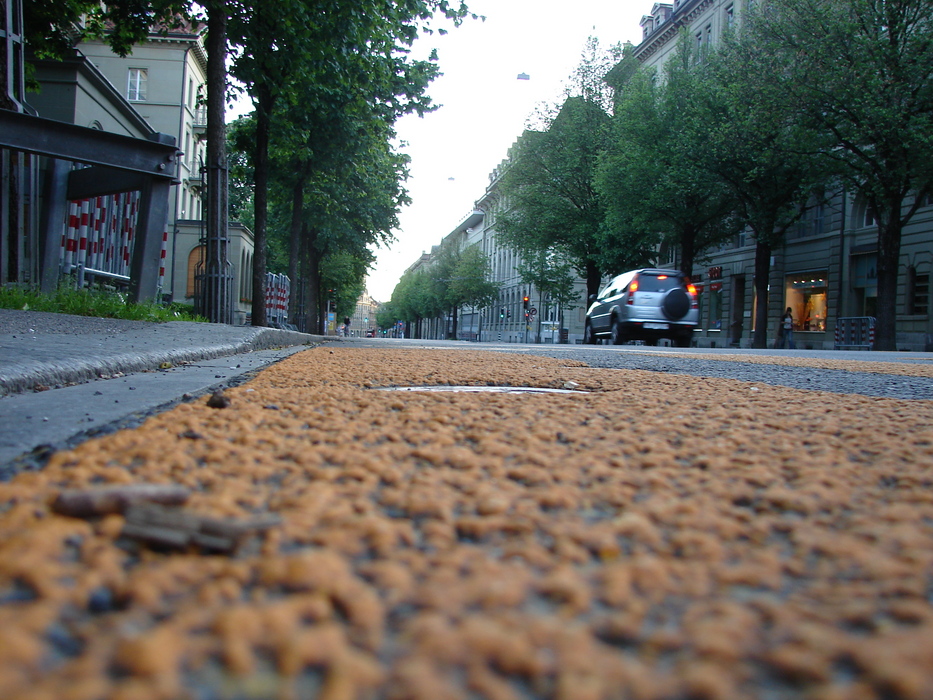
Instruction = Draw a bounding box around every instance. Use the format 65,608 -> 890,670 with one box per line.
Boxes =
0,285 -> 208,323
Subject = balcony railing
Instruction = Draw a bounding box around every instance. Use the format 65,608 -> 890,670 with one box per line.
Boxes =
192,106 -> 207,137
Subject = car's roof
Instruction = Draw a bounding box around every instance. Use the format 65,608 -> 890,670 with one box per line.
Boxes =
610,268 -> 683,281
634,268 -> 683,276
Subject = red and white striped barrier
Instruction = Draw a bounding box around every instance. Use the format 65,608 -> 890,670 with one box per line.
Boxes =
60,190 -> 142,286
263,273 -> 291,328
158,228 -> 169,291
834,317 -> 876,350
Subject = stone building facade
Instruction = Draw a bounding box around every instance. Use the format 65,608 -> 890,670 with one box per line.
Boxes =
79,25 -> 255,323
404,0 -> 931,350
633,0 -> 932,350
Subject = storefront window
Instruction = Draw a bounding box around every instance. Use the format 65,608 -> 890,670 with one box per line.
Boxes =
785,273 -> 828,332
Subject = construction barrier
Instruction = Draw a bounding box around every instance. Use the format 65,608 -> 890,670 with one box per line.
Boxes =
264,273 -> 290,328
834,317 -> 876,350
61,191 -> 140,287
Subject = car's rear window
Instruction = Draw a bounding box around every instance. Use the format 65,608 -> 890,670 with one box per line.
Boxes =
636,274 -> 679,292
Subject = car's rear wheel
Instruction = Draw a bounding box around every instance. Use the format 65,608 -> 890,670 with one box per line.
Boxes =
583,322 -> 597,345
611,317 -> 625,345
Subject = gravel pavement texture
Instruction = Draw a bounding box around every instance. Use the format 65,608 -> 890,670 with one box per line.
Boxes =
477,347 -> 933,400
0,346 -> 931,700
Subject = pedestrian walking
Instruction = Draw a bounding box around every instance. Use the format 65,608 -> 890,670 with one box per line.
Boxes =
780,307 -> 795,349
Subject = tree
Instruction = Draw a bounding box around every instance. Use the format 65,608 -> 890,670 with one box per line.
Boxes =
321,249 -> 371,321
227,0 -> 474,326
447,245 -> 499,337
515,249 -> 580,343
597,37 -> 739,282
498,99 -> 612,301
497,38 -> 620,301
703,26 -> 834,348
515,249 -> 579,309
200,0 -> 232,323
23,0 -> 189,63
749,0 -> 933,350
386,268 -> 439,338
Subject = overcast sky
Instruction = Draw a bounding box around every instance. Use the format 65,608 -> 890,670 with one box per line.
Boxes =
363,0 -> 647,301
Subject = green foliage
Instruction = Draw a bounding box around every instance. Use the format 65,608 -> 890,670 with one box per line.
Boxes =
385,269 -> 439,323
496,38 -> 625,300
321,249 -> 373,319
447,245 -> 499,310
0,285 -> 207,322
23,1 -> 192,60
498,99 -> 613,298
380,242 -> 497,337
227,117 -> 256,230
221,0 -> 476,327
514,250 -> 580,311
375,299 -> 399,330
702,18 -> 836,348
597,37 -> 739,280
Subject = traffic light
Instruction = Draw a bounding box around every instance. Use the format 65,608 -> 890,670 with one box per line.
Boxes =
499,307 -> 505,319
523,296 -> 530,310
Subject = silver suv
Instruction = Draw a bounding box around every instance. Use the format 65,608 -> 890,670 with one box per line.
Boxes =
584,269 -> 698,347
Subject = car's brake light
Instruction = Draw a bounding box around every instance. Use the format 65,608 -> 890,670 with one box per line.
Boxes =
657,275 -> 668,280
627,278 -> 638,305
687,284 -> 698,309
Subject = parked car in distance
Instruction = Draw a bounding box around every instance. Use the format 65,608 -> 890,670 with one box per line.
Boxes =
584,268 -> 698,347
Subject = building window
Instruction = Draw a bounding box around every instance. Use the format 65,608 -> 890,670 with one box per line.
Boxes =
127,68 -> 148,101
794,203 -> 823,239
785,273 -> 828,332
906,266 -> 929,315
864,205 -> 877,227
725,5 -> 735,29
812,203 -> 824,236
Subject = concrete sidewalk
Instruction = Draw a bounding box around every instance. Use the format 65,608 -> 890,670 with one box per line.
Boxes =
0,309 -> 326,469
0,309 -> 321,396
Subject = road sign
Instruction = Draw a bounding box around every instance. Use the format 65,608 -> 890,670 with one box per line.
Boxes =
530,308 -> 537,316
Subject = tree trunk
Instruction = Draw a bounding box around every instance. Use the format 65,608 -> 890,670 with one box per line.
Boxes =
287,178 -> 304,325
451,306 -> 459,339
302,227 -> 322,334
250,84 -> 272,326
874,201 -> 903,352
317,281 -> 327,335
752,239 -> 772,349
203,3 -> 230,323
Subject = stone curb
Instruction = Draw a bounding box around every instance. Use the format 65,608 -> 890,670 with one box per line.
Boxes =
0,326 -> 328,396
